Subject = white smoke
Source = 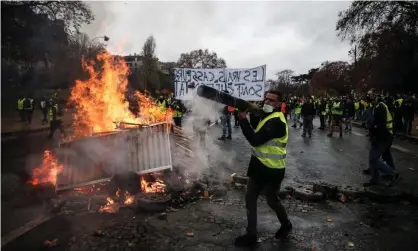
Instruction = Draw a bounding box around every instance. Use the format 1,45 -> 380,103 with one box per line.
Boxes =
175,88 -> 239,183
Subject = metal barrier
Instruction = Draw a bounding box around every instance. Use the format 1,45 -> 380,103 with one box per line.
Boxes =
56,122 -> 173,191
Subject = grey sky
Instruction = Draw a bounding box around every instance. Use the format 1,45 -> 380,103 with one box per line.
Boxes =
82,0 -> 352,79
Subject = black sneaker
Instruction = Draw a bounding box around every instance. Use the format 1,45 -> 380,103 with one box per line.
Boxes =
301,134 -> 306,137
218,136 -> 226,141
299,124 -> 303,128
275,221 -> 292,239
327,133 -> 332,137
291,125 -> 296,128
226,135 -> 232,140
234,233 -> 257,247
388,174 -> 400,187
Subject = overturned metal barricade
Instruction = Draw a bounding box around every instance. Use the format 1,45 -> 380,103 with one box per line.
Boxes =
171,126 -> 197,173
56,122 -> 173,191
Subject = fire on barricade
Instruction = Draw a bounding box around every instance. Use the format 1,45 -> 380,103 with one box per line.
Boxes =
26,51 -> 208,215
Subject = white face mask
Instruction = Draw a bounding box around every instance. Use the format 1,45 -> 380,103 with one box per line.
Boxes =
262,104 -> 274,113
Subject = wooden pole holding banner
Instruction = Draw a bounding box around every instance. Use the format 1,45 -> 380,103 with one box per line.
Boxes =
196,85 -> 260,112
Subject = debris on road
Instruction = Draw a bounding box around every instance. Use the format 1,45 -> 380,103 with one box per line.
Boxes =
185,232 -> 194,237
327,218 -> 333,222
158,212 -> 167,220
93,230 -> 104,237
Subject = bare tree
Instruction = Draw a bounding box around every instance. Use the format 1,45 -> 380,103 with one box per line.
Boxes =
177,49 -> 226,69
140,35 -> 160,92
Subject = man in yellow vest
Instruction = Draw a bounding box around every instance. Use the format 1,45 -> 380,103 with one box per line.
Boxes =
17,96 -> 26,122
156,94 -> 168,112
393,94 -> 404,134
318,97 -> 327,130
235,90 -> 291,247
363,96 -> 400,187
328,97 -> 344,138
170,99 -> 184,127
23,95 -> 35,124
291,98 -> 303,128
47,100 -> 65,139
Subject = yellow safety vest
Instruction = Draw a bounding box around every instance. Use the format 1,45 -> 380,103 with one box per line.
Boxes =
295,103 -> 302,114
332,102 -> 343,116
173,105 -> 183,118
378,102 -> 393,134
157,100 -> 166,112
394,98 -> 403,107
251,112 -> 288,169
325,104 -> 330,114
354,102 -> 359,111
24,98 -> 34,110
17,98 -> 25,110
321,103 -> 327,115
49,104 -> 63,121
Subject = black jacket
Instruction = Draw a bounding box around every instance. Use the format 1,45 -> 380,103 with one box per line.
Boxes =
371,103 -> 392,142
240,110 -> 287,184
301,103 -> 315,116
345,102 -> 355,117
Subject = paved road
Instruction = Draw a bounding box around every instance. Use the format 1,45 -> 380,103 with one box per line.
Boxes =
2,117 -> 418,250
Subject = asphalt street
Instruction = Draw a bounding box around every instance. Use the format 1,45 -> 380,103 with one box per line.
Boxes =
2,117 -> 418,250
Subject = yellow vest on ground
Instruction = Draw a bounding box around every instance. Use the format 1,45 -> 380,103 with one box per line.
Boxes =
378,102 -> 393,134
251,112 -> 288,169
17,98 -> 25,110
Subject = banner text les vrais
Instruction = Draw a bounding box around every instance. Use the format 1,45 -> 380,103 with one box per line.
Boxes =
173,65 -> 266,101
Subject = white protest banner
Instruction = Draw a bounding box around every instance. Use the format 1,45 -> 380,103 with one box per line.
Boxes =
173,65 -> 266,101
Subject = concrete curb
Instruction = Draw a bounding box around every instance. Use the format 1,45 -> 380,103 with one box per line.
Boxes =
230,174 -> 418,204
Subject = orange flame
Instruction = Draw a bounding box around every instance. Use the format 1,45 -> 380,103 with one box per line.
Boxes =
69,50 -> 172,138
140,176 -> 166,193
99,188 -> 134,213
28,150 -> 63,186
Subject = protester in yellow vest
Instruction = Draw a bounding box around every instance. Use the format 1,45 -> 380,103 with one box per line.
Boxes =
235,90 -> 292,247
363,96 -> 400,187
17,96 -> 26,122
156,95 -> 168,112
47,101 -> 65,139
170,99 -> 184,127
291,98 -> 303,128
328,98 -> 344,137
23,96 -> 35,124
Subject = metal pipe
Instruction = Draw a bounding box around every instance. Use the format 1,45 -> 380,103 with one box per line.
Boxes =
196,85 -> 260,112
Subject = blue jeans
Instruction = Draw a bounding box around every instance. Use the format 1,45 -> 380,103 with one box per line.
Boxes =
221,114 -> 232,137
369,137 -> 395,182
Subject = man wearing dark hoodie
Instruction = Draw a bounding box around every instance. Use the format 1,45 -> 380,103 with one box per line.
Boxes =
301,96 -> 315,137
363,96 -> 400,187
235,90 -> 292,247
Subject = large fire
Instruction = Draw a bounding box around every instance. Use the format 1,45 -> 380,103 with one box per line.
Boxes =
28,150 -> 63,186
69,51 -> 172,138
